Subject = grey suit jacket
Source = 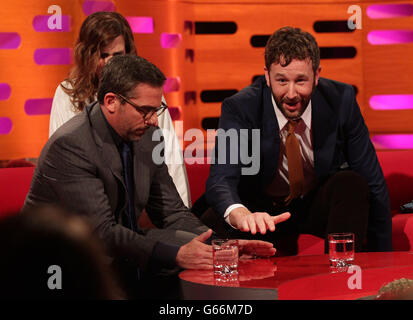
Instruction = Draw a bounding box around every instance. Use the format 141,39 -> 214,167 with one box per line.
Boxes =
24,102 -> 207,270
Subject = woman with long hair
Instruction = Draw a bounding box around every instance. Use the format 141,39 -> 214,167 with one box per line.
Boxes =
49,11 -> 190,208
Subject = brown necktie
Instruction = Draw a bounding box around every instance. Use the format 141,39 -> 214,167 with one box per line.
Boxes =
285,120 -> 304,204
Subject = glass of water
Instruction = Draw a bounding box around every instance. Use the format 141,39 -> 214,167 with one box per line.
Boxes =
212,239 -> 239,278
328,233 -> 355,268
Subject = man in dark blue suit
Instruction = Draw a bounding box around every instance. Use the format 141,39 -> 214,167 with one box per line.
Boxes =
204,27 -> 392,253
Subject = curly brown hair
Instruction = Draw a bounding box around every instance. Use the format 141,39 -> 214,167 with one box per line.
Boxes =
265,27 -> 320,73
62,12 -> 137,111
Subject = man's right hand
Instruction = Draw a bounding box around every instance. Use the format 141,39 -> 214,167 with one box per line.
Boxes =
176,229 -> 213,270
229,207 -> 291,235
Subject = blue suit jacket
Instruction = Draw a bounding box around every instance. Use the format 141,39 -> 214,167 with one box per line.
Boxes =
205,76 -> 392,251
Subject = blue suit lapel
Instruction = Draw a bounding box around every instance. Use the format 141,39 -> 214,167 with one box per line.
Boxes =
311,87 -> 338,179
260,85 -> 281,188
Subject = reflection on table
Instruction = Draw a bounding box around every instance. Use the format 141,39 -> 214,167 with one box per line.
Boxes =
179,252 -> 413,300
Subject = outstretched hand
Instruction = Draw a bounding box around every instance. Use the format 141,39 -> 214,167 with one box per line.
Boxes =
238,239 -> 276,258
229,207 -> 291,235
175,229 -> 213,270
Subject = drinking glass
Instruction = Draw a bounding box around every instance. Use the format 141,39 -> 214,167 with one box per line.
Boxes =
328,233 -> 355,268
212,239 -> 239,277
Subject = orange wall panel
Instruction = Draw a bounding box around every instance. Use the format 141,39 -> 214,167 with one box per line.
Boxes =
0,0 -> 412,161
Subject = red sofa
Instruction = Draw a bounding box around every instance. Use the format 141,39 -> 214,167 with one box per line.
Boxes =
0,166 -> 35,218
1,150 -> 413,253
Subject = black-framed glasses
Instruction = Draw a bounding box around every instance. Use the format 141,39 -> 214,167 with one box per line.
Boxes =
116,93 -> 168,120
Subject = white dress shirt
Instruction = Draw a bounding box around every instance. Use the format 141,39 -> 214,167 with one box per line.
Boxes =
49,81 -> 191,208
224,95 -> 316,225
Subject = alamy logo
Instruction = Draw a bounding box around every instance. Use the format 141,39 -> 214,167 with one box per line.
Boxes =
347,5 -> 362,30
47,5 -> 62,30
151,124 -> 261,176
47,265 -> 62,290
347,265 -> 362,289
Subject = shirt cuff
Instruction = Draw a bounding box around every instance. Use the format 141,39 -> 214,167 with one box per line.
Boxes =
223,203 -> 246,229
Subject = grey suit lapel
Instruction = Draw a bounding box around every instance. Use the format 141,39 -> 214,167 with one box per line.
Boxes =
85,102 -> 128,222
87,102 -> 124,184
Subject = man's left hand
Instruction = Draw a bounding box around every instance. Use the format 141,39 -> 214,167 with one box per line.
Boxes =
238,239 -> 276,258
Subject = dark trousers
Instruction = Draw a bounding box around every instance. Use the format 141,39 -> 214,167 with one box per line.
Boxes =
199,170 -> 370,255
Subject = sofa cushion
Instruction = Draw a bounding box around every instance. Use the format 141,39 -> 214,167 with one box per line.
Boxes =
0,167 -> 35,218
377,150 -> 413,214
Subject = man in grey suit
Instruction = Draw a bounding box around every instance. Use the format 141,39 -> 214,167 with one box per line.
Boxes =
24,55 -> 277,298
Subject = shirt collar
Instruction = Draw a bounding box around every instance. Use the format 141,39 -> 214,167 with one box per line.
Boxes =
271,94 -> 312,131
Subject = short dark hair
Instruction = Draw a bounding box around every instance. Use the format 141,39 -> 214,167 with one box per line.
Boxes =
97,55 -> 166,103
265,27 -> 320,73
